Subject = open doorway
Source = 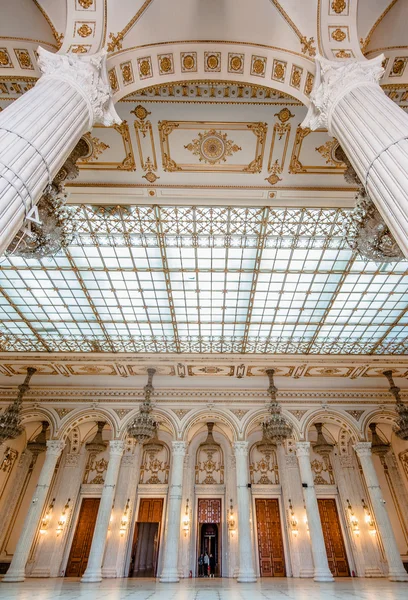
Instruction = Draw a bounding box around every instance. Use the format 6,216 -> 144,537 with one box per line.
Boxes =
129,498 -> 163,577
197,498 -> 221,577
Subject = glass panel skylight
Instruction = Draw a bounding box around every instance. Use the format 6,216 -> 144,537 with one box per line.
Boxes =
0,205 -> 407,354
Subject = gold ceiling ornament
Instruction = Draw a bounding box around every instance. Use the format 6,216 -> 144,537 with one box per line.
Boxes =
159,55 -> 173,74
81,133 -> 110,163
252,57 -> 266,76
304,72 -> 314,96
121,61 -> 134,84
0,49 -> 12,67
71,45 -> 88,54
131,104 -> 151,122
107,32 -> 124,53
14,49 -> 33,70
316,139 -> 343,166
265,171 -> 282,186
331,0 -> 346,14
78,0 -> 94,8
335,49 -> 352,59
138,57 -> 152,78
205,52 -> 221,72
230,55 -> 243,72
300,36 -> 316,57
142,156 -> 160,183
275,108 -> 294,123
184,129 -> 242,165
77,24 -> 93,38
291,65 -> 302,89
273,60 -> 286,81
108,68 -> 118,92
391,58 -> 407,77
331,28 -> 347,43
181,53 -> 197,72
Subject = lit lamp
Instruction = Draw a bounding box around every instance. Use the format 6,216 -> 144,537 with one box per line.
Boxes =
120,499 -> 130,537
347,499 -> 359,535
228,499 -> 236,535
56,498 -> 71,536
182,499 -> 190,537
362,499 -> 376,535
39,498 -> 55,534
288,499 -> 298,536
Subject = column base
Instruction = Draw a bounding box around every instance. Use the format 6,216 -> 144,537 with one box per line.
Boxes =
313,568 -> 334,582
80,569 -> 102,583
237,570 -> 257,583
159,568 -> 180,583
299,568 -> 315,578
2,570 -> 25,583
389,572 -> 408,582
364,567 -> 383,577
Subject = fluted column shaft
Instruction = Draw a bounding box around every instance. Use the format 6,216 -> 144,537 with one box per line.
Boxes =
2,440 -> 65,583
159,441 -> 186,583
234,441 -> 257,583
295,442 -> 334,582
0,48 -> 119,255
303,55 -> 408,257
81,440 -> 125,583
354,442 -> 408,581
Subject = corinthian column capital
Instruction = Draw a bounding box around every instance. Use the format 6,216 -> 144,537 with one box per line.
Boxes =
302,54 -> 384,133
45,439 -> 65,456
353,441 -> 372,457
37,47 -> 120,127
233,441 -> 249,456
108,440 -> 125,456
295,441 -> 311,457
171,441 -> 187,456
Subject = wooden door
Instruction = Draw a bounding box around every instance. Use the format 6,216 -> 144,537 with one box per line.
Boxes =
255,499 -> 285,577
318,498 -> 350,577
129,498 -> 163,577
65,498 -> 100,577
137,498 -> 163,523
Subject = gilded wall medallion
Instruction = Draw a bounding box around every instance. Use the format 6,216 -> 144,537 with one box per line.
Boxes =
76,22 -> 93,38
158,53 -> 174,75
331,0 -> 347,14
331,28 -> 346,42
304,72 -> 314,96
390,57 -> 408,77
251,55 -> 267,77
290,65 -> 303,89
77,0 -> 94,8
108,67 -> 119,92
204,51 -> 221,72
228,53 -> 244,74
121,61 -> 134,85
14,49 -> 33,70
0,48 -> 13,68
138,56 -> 153,79
180,52 -> 197,72
272,59 -> 286,82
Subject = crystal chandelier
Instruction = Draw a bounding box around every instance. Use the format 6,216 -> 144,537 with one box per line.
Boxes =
128,368 -> 157,443
256,423 -> 276,458
263,369 -> 293,444
368,423 -> 390,457
383,371 -> 408,440
85,421 -> 107,454
0,367 -> 37,445
27,421 -> 49,455
313,423 -> 334,456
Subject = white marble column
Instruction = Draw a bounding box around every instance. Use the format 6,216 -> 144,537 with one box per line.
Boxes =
354,442 -> 408,581
81,440 -> 125,583
0,48 -> 120,255
234,441 -> 257,583
159,441 -> 186,583
295,442 -> 334,582
303,54 -> 408,257
2,440 -> 65,583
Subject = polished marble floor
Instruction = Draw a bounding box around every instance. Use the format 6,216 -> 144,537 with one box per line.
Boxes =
0,578 -> 407,600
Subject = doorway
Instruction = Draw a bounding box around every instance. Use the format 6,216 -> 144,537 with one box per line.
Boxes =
317,498 -> 350,576
65,497 -> 100,577
255,498 -> 286,576
129,498 -> 163,577
197,498 -> 221,577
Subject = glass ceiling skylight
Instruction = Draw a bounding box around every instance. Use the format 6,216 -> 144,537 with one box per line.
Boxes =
0,205 -> 407,354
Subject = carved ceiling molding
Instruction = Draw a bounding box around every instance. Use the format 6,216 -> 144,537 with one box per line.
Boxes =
59,0 -> 106,56
317,0 -> 364,61
107,41 -> 315,105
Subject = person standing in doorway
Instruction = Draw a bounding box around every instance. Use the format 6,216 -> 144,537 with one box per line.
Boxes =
198,553 -> 204,577
209,553 -> 216,577
203,551 -> 209,576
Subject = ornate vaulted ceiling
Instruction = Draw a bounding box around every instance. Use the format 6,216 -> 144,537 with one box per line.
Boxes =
0,1 -> 408,384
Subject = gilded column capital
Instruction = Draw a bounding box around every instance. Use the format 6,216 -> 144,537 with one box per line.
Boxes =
171,441 -> 187,456
295,441 -> 311,457
353,441 -> 372,457
45,439 -> 65,456
37,47 -> 120,127
302,54 -> 384,133
233,441 -> 249,456
108,439 -> 125,456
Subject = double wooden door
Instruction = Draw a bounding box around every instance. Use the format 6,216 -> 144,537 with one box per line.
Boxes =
129,498 -> 163,577
255,498 -> 285,577
317,498 -> 350,577
65,498 -> 100,577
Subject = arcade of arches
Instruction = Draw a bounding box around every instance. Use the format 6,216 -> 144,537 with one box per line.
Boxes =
1,1 -> 408,596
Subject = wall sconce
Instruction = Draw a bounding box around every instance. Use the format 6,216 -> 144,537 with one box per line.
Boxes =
39,498 -> 55,534
120,499 -> 130,537
347,499 -> 360,535
228,499 -> 236,535
182,499 -> 190,537
56,498 -> 71,536
362,499 -> 376,534
288,499 -> 298,536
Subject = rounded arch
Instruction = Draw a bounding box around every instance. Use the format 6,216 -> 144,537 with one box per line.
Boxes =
57,407 -> 119,441
243,407 -> 300,441
181,408 -> 239,443
21,406 -> 58,439
301,409 -> 360,443
107,41 -> 314,104
361,408 -> 397,441
119,407 -> 178,441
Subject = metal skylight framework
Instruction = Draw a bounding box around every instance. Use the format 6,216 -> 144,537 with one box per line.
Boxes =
0,205 -> 407,354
